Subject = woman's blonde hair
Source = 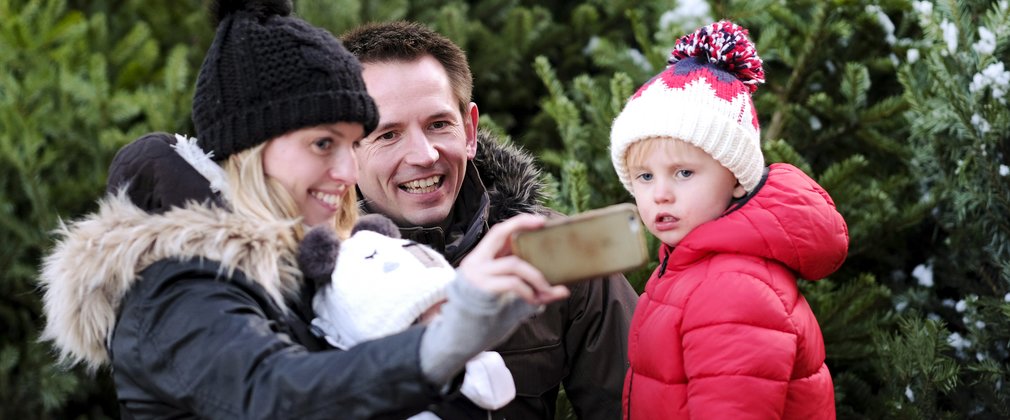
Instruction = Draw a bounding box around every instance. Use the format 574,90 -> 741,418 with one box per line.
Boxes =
222,143 -> 359,240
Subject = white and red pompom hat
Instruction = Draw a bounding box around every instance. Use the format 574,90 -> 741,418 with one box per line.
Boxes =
610,21 -> 766,194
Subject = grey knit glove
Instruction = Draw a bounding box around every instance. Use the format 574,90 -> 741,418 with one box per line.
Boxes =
418,272 -> 540,386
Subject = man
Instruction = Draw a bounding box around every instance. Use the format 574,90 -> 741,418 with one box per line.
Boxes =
342,21 -> 638,419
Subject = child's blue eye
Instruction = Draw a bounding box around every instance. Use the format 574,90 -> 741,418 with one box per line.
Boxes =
636,173 -> 653,181
676,170 -> 693,178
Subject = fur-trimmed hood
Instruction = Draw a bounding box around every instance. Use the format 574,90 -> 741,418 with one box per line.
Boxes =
38,194 -> 301,372
471,130 -> 549,223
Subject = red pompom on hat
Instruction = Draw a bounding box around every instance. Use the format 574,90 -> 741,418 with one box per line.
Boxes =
611,21 -> 766,194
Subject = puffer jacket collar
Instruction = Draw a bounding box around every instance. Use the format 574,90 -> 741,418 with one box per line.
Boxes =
362,130 -> 547,265
38,194 -> 302,372
662,163 -> 849,280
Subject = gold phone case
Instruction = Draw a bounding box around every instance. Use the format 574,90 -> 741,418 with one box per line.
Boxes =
511,203 -> 649,285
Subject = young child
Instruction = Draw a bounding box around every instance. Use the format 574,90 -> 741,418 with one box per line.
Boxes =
609,21 -> 848,419
300,216 -> 516,419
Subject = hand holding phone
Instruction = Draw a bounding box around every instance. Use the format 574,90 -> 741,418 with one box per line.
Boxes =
510,203 -> 649,285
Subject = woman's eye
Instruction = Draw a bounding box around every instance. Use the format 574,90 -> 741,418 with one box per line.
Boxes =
313,138 -> 333,150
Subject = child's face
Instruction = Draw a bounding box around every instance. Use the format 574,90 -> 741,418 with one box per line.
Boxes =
628,138 -> 746,247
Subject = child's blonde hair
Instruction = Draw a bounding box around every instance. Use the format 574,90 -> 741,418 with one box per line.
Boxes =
222,143 -> 359,240
624,137 -> 699,170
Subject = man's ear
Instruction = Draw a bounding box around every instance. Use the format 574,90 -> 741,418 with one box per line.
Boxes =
465,102 -> 479,159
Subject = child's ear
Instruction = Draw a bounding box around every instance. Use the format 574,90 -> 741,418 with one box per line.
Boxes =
732,183 -> 747,199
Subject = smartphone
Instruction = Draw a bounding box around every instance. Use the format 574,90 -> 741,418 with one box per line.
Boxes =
511,203 -> 649,285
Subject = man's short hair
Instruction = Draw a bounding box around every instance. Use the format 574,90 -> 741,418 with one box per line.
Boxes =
342,21 -> 473,115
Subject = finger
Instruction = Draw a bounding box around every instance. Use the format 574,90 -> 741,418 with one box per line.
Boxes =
536,285 -> 571,303
503,276 -> 538,303
495,213 -> 547,258
474,214 -> 546,260
471,260 -> 538,301
457,258 -> 534,300
494,256 -> 567,305
492,255 -> 548,288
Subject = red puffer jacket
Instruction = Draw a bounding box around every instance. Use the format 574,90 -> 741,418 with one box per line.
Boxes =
623,163 -> 848,419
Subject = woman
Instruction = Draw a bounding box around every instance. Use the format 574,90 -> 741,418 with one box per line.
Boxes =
37,1 -> 567,418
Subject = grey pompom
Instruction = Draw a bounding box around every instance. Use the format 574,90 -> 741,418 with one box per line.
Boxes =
298,226 -> 340,288
352,214 -> 401,238
210,0 -> 292,25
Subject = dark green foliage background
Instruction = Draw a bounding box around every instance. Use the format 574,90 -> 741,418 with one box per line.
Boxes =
2,0 -> 1007,418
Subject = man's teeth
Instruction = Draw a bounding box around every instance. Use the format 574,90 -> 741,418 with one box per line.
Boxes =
312,191 -> 341,206
401,176 -> 441,193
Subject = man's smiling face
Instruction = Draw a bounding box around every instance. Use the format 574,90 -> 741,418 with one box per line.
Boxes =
355,55 -> 477,227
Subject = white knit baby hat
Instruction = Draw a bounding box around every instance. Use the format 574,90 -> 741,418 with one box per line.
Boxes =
311,230 -> 456,350
610,21 -> 766,194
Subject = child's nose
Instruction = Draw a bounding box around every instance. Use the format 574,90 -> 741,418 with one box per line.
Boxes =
653,179 -> 675,203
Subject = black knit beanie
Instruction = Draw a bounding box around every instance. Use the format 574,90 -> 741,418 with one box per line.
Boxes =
192,0 -> 378,161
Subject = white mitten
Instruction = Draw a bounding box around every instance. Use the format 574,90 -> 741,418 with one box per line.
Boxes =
460,351 -> 516,410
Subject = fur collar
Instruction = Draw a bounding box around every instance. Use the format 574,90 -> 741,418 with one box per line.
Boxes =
471,130 -> 548,223
39,193 -> 301,372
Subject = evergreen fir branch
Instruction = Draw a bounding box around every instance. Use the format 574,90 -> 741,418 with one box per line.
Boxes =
937,0 -> 974,48
538,148 -> 566,170
625,8 -> 662,71
840,63 -> 870,109
533,56 -> 586,151
571,75 -> 609,146
109,90 -> 143,124
874,316 -> 961,417
534,55 -> 567,104
858,126 -> 909,157
762,2 -> 828,143
818,154 -> 869,194
834,371 -> 888,418
539,170 -> 564,213
803,274 -> 893,362
609,72 -> 633,114
861,95 -> 908,124
109,22 -> 152,70
430,3 -> 469,47
762,138 -> 813,174
561,160 -> 590,214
